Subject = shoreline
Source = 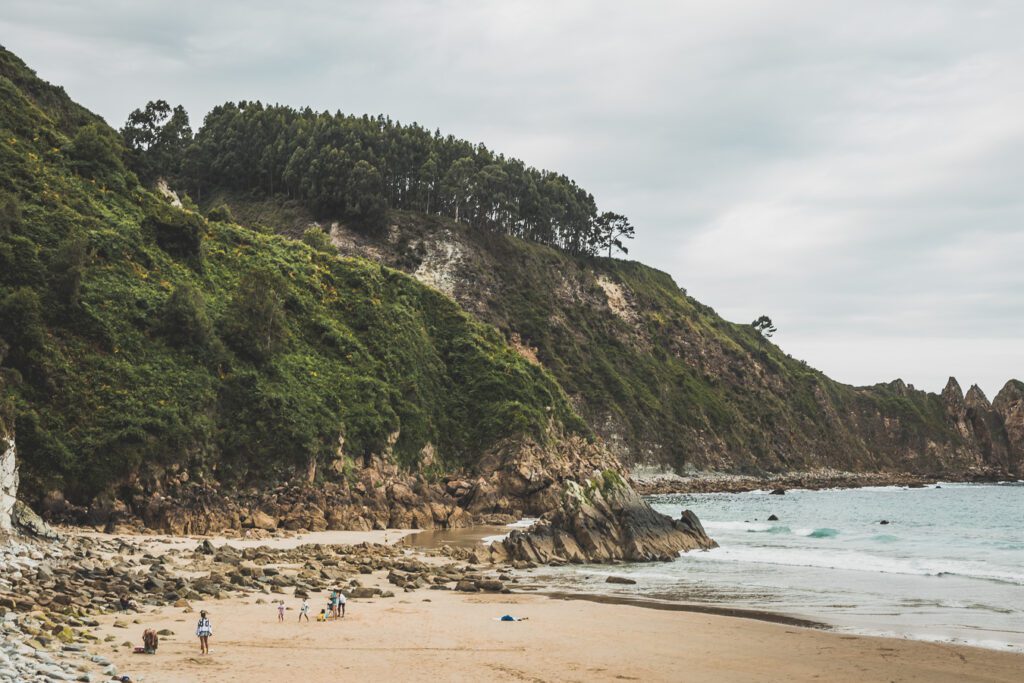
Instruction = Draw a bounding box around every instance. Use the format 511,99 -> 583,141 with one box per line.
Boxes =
88,559 -> 1024,683
629,469 -> 1018,495
3,526 -> 1023,681
538,590 -> 829,629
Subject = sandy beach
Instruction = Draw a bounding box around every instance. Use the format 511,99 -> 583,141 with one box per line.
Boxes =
83,531 -> 1023,683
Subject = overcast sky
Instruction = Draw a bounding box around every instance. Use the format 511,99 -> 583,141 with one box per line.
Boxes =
3,1 -> 1022,396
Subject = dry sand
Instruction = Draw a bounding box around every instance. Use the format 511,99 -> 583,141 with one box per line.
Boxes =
90,560 -> 1024,683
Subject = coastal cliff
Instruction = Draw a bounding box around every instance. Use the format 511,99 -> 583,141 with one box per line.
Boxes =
0,46 -> 693,554
215,201 -> 1024,481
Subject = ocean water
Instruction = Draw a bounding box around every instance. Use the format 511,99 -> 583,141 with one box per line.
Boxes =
537,483 -> 1024,652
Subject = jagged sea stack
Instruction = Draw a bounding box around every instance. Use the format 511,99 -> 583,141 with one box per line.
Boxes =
497,469 -> 716,564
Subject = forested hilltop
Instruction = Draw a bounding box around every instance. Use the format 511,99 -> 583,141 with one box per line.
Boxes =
0,46 -> 628,532
123,99 -> 634,258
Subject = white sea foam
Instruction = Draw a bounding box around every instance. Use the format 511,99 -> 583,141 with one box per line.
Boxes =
683,545 -> 1024,585
704,520 -> 774,532
641,484 -> 1024,651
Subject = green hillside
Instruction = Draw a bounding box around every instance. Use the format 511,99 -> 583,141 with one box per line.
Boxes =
0,46 -> 585,507
209,196 -> 1022,478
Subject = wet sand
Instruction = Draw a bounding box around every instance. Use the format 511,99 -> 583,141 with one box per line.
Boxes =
402,524 -> 509,549
91,563 -> 1024,683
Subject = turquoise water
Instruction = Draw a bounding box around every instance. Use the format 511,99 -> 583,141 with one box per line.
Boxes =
541,483 -> 1024,651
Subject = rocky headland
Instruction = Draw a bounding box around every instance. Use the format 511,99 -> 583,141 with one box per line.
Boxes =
496,469 -> 716,564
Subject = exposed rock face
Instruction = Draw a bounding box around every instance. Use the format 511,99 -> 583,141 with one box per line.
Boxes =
11,499 -> 58,538
299,211 -> 1024,480
497,470 -> 716,564
51,429 -> 621,536
0,420 -> 15,532
994,380 -> 1024,465
0,428 -> 15,532
940,378 -> 1021,477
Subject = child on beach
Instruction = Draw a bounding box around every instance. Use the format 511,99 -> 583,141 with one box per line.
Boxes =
299,598 -> 310,622
317,609 -> 327,622
277,601 -> 285,622
196,610 -> 213,655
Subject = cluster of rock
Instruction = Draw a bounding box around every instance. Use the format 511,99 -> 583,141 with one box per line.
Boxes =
632,469 -> 943,495
0,528 -> 529,681
1,536 -> 125,681
495,470 -> 716,564
39,432 -> 618,538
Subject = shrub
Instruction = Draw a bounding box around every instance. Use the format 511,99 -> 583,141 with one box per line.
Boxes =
222,266 -> 289,362
143,203 -> 207,260
206,204 -> 234,223
160,283 -> 213,348
49,235 -> 89,308
64,123 -> 127,187
0,193 -> 21,237
0,287 -> 46,373
301,226 -> 334,254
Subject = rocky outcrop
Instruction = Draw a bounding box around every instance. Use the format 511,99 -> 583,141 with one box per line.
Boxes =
497,469 -> 716,564
993,380 -> 1024,469
46,430 -> 621,536
939,378 -> 1021,478
633,469 -> 940,495
0,397 -> 15,533
11,500 -> 58,539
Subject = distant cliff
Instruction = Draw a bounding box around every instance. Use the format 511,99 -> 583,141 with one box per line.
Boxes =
212,196 -> 1022,480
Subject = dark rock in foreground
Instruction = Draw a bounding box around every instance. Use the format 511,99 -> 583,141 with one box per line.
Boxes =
605,575 -> 637,585
11,500 -> 59,539
495,470 -> 716,564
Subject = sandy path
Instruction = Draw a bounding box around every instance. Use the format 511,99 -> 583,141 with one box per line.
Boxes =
92,577 -> 1023,683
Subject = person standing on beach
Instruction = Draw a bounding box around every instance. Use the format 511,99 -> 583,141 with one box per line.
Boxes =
196,610 -> 213,654
299,597 -> 310,622
329,590 -> 338,619
277,601 -> 285,622
337,589 -> 346,619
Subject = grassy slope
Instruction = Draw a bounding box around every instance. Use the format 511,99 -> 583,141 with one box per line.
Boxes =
0,47 -> 585,506
216,198 -> 981,475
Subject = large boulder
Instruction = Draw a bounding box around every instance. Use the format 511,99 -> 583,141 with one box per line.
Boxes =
12,500 -> 59,539
499,469 -> 715,564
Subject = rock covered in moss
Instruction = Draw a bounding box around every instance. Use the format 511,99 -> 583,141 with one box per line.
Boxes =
496,469 -> 715,564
